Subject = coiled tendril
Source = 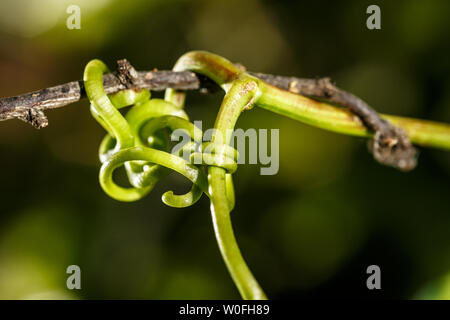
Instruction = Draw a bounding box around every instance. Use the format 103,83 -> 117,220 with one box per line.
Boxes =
84,59 -> 237,208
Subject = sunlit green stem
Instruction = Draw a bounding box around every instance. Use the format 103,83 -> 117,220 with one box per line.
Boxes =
84,60 -> 135,149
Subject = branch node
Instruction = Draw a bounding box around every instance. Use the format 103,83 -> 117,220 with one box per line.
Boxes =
368,124 -> 418,171
17,108 -> 48,129
116,59 -> 139,89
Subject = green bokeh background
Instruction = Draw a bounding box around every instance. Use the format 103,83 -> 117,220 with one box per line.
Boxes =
0,0 -> 449,299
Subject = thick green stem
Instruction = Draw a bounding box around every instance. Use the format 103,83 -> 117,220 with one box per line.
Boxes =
258,83 -> 450,150
208,78 -> 266,300
169,53 -> 268,299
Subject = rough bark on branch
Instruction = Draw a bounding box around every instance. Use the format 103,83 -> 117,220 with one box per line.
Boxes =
0,70 -> 201,128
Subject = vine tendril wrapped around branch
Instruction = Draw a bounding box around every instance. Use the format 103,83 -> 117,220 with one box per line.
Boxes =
84,51 -> 450,301
83,59 -> 237,207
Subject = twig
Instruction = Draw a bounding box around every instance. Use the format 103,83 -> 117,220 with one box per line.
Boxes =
251,73 -> 418,171
0,69 -> 200,128
0,60 -> 417,170
0,66 -> 380,129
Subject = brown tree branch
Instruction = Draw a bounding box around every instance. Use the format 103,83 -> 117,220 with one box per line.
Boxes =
252,73 -> 418,170
0,67 -> 384,132
0,67 -> 382,128
0,61 -> 416,170
0,70 -> 201,128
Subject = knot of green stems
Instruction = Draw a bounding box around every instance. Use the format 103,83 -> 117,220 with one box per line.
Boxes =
84,59 -> 237,208
84,54 -> 269,300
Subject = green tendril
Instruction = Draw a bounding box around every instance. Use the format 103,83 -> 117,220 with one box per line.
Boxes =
84,59 -> 238,210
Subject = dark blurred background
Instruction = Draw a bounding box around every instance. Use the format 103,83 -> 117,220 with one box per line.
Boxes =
0,0 -> 449,299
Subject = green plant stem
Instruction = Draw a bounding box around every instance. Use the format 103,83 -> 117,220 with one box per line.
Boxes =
84,60 -> 135,150
258,84 -> 450,150
208,78 -> 266,300
170,53 -> 268,299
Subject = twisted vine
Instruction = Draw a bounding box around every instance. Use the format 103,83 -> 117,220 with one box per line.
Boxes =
84,52 -> 450,300
84,59 -> 238,207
